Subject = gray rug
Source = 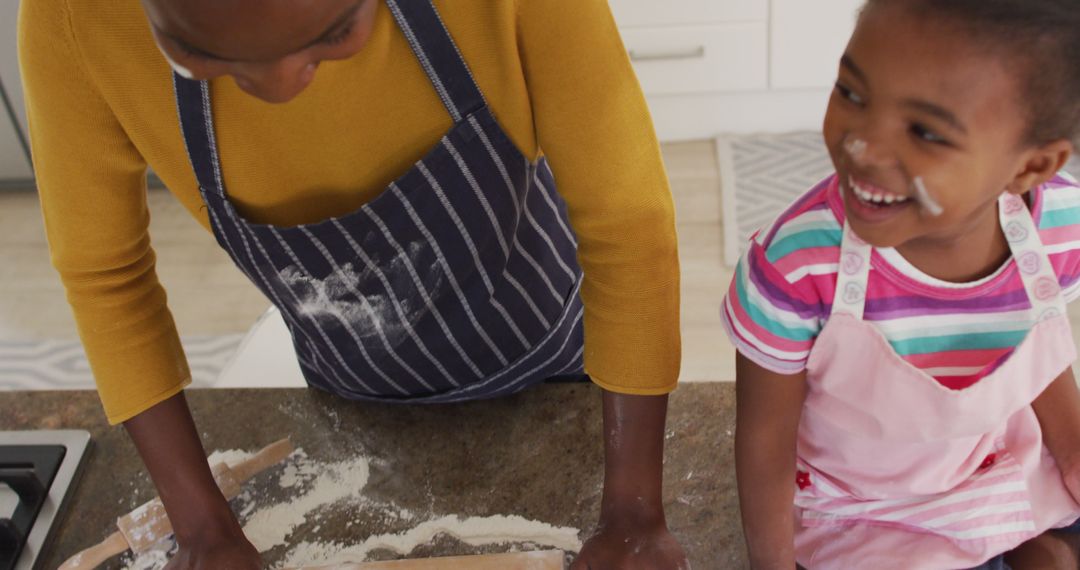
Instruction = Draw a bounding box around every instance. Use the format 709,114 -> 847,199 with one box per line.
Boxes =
717,132 -> 1080,266
0,335 -> 243,391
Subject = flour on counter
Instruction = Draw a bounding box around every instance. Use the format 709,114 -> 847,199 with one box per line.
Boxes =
207,448 -> 255,467
122,446 -> 581,570
121,542 -> 174,570
279,450 -> 323,489
278,514 -> 583,568
244,455 -> 371,552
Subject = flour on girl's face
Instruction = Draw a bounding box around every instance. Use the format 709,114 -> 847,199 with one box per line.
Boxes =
277,243 -> 441,344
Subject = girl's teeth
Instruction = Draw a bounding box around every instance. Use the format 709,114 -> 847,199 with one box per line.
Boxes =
850,180 -> 908,205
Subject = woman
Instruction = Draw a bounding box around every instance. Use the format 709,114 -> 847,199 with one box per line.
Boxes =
18,0 -> 687,567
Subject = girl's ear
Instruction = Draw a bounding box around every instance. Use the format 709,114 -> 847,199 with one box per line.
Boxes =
1006,139 -> 1074,195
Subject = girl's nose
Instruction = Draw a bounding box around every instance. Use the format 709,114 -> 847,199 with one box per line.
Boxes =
842,131 -> 897,170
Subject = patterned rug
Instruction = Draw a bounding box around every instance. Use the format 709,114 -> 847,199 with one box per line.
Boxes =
0,335 -> 243,391
717,132 -> 1080,266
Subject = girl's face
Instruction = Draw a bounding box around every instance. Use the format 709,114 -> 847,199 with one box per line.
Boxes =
141,0 -> 377,103
823,2 -> 1067,253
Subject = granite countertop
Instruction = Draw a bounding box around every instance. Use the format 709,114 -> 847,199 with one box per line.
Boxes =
0,383 -> 744,569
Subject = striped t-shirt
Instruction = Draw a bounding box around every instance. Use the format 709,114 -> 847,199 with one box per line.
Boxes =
722,172 -> 1080,390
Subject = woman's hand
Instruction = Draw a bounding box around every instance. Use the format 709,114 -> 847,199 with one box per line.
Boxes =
164,525 -> 262,570
572,517 -> 690,570
124,393 -> 261,569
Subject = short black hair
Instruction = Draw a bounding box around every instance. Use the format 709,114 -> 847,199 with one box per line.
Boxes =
864,0 -> 1080,150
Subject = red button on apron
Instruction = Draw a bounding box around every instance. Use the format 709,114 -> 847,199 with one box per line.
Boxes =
796,470 -> 812,490
980,453 -> 997,470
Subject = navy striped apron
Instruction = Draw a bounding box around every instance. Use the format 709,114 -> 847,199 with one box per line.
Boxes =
173,0 -> 585,403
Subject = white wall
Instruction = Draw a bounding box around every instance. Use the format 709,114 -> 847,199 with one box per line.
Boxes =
0,0 -> 32,180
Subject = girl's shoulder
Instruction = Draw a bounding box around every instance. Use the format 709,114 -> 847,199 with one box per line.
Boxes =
1033,171 -> 1080,304
747,174 -> 843,283
1035,170 -> 1080,235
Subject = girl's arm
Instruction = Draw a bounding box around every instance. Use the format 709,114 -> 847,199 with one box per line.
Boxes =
736,353 -> 808,570
1032,367 -> 1080,503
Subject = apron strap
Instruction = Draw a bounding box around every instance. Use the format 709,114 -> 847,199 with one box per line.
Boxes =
385,0 -> 487,123
831,222 -> 873,320
832,192 -> 1067,322
999,192 -> 1068,320
173,74 -> 225,197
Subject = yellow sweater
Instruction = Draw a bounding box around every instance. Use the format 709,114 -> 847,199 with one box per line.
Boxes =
18,0 -> 681,424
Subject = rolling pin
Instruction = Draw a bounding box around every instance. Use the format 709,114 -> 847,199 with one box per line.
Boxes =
287,550 -> 566,570
58,438 -> 294,570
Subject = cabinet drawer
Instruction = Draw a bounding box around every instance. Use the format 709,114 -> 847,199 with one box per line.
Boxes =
622,23 -> 767,96
609,0 -> 766,28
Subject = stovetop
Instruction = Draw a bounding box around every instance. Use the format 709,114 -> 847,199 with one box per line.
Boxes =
0,431 -> 90,570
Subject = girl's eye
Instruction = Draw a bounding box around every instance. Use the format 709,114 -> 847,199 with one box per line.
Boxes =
911,124 -> 949,145
323,22 -> 356,46
835,82 -> 865,106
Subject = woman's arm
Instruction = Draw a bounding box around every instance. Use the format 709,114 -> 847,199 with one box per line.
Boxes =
515,1 -> 684,565
516,0 -> 681,398
571,391 -> 690,569
735,353 -> 808,570
20,3 -> 261,567
125,393 -> 260,568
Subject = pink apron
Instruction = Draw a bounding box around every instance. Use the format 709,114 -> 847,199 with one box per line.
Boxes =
793,193 -> 1080,569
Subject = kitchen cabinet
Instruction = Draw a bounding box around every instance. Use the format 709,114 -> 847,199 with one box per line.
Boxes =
610,0 -> 863,140
620,23 -> 767,96
609,0 -> 765,27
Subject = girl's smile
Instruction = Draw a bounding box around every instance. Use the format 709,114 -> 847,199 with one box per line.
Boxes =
841,175 -> 914,224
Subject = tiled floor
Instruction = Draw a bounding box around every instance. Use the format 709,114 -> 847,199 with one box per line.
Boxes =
0,140 -> 739,384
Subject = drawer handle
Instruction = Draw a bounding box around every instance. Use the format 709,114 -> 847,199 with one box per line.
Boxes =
628,46 -> 706,62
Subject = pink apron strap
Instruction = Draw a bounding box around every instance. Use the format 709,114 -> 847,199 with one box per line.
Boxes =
832,224 -> 873,320
832,193 -> 1066,322
999,193 -> 1067,320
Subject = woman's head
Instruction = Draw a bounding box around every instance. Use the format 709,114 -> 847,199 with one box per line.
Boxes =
823,0 -> 1080,249
141,0 -> 377,103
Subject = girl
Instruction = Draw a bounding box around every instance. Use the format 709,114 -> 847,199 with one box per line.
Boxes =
723,0 -> 1080,568
17,0 -> 687,568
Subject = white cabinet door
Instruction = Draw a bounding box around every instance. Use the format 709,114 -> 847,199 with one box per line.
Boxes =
770,0 -> 863,89
622,23 -> 767,96
610,0 -> 767,28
